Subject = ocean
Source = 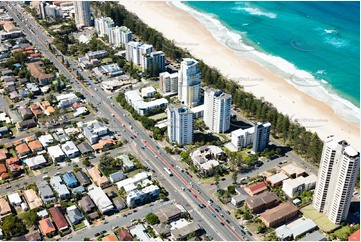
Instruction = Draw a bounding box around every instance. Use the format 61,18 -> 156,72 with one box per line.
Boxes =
176,1 -> 360,123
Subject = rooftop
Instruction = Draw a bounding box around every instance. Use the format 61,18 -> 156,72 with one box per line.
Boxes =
267,172 -> 288,184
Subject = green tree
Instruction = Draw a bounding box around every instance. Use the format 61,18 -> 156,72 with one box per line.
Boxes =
18,210 -> 40,227
145,213 -> 160,225
82,158 -> 91,167
0,215 -> 28,240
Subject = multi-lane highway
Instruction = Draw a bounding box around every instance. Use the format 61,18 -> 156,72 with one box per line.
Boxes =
3,2 -> 254,240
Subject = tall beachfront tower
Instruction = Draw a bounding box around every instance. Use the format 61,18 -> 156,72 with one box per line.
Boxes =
167,104 -> 193,145
203,88 -> 232,133
178,58 -> 201,107
73,1 -> 92,28
252,122 -> 271,153
94,17 -> 114,37
312,138 -> 360,225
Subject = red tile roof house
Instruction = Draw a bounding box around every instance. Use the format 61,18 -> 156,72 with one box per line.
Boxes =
0,163 -> 9,180
38,218 -> 56,237
15,143 -> 31,157
116,228 -> 133,241
27,140 -> 43,153
244,181 -> 268,196
48,207 -> 69,233
27,61 -> 54,86
6,157 -> 23,175
349,229 -> 360,241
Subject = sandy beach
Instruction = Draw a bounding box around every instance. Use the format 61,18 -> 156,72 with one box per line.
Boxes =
119,1 -> 360,149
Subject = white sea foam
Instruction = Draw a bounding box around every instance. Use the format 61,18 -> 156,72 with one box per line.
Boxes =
233,2 -> 277,19
170,1 -> 360,124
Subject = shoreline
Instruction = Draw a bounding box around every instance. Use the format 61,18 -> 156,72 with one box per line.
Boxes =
119,1 -> 360,149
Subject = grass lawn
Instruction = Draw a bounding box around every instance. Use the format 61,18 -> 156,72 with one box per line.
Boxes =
126,168 -> 144,177
74,221 -> 86,230
301,205 -> 339,232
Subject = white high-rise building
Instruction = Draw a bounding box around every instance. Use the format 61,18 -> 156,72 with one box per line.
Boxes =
94,17 -> 114,37
167,104 -> 193,145
73,1 -> 91,28
141,51 -> 166,74
231,126 -> 255,149
203,88 -> 232,133
178,58 -> 201,107
125,42 -> 153,65
109,26 -> 132,48
313,138 -> 360,225
252,122 -> 271,153
159,72 -> 178,94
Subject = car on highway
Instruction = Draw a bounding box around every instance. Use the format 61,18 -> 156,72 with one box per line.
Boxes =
193,194 -> 197,198
94,232 -> 100,237
226,219 -> 230,224
214,208 -> 219,213
215,205 -> 222,211
220,222 -> 225,226
198,203 -> 205,209
197,190 -> 201,194
5,185 -> 11,189
211,213 -> 216,218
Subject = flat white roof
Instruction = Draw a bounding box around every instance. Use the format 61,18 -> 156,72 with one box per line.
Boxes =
231,126 -> 255,136
345,145 -> 358,157
38,134 -> 54,147
56,93 -> 78,101
25,155 -> 47,168
47,145 -> 65,158
268,172 -> 288,184
200,159 -> 219,170
88,186 -> 114,213
8,192 -> 21,204
190,104 -> 204,113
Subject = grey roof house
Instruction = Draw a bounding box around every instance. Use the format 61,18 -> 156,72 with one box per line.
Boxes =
36,181 -> 56,204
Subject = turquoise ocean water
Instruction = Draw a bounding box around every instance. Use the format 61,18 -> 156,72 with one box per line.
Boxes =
178,1 -> 360,122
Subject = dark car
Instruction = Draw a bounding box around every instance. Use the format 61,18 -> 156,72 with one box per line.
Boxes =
220,222 -> 225,226
198,203 -> 205,209
94,233 -> 100,237
226,219 -> 230,224
215,205 -> 222,211
214,208 -> 219,213
101,230 -> 106,234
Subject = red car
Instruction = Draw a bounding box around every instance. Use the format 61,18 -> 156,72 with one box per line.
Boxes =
193,194 -> 197,198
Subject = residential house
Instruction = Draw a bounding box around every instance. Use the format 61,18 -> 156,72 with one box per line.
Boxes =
37,209 -> 48,219
116,228 -> 133,241
29,103 -> 43,117
50,176 -> 70,200
27,61 -> 54,85
38,218 -> 56,237
18,106 -> 33,119
87,165 -> 110,188
47,145 -> 66,162
24,230 -> 42,241
156,204 -> 183,223
109,171 -> 125,183
88,185 -> 114,214
36,181 -> 56,204
170,222 -> 202,240
40,101 -> 55,116
23,189 -> 43,210
244,181 -> 268,196
15,143 -> 31,157
6,157 -> 22,175
26,83 -> 41,95
0,164 -> 9,180
230,187 -> 249,207
82,120 -> 108,144
38,134 -> 54,147
7,192 -> 22,206
56,93 -> 79,108
66,205 -> 84,225
282,164 -> 306,178
25,155 -> 48,170
27,140 -> 43,153
282,175 -> 318,198
126,185 -> 160,207
75,171 -> 91,186
245,191 -> 279,213
78,195 -> 99,220
48,207 -> 69,232
92,138 -> 115,152
0,197 -> 12,220
260,201 -> 299,228
118,154 -> 134,172
77,142 -> 93,154
266,172 -> 289,187
102,235 -> 117,241
16,119 -> 37,131
52,128 -> 70,143
61,141 -> 80,158
62,172 -> 79,188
